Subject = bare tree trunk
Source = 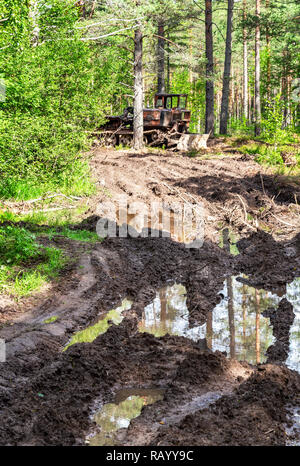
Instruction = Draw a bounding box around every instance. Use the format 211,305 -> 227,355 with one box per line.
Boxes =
243,0 -> 248,120
29,0 -> 40,47
167,46 -> 170,92
220,0 -> 234,134
205,0 -> 214,135
133,26 -> 144,150
89,0 -> 97,19
189,28 -> 193,84
255,0 -> 261,136
157,20 -> 165,93
265,0 -> 271,101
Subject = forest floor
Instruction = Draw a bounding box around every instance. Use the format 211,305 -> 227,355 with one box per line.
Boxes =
0,139 -> 299,446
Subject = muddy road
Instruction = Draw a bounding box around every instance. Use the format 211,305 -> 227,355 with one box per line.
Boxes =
0,147 -> 299,446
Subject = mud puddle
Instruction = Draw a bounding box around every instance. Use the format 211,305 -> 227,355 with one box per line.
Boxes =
285,278 -> 300,373
64,298 -> 132,351
286,406 -> 300,446
138,278 -> 299,369
159,391 -> 224,426
87,388 -> 164,446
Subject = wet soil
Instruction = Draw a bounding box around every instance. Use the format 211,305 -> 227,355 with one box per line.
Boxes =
0,147 -> 299,446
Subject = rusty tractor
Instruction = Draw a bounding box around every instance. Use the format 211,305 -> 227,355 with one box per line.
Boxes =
97,93 -> 209,150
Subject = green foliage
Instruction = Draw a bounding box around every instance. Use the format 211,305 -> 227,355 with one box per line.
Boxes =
228,118 -> 255,137
261,95 -> 297,145
237,141 -> 300,169
0,224 -> 65,296
0,0 -> 133,201
170,69 -> 206,133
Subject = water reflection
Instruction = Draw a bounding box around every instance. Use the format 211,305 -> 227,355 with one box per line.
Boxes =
89,389 -> 164,446
138,284 -> 205,340
285,278 -> 300,373
139,279 -> 299,368
209,277 -> 278,364
64,299 -> 132,351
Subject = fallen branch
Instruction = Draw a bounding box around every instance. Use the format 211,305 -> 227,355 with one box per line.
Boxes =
160,181 -> 202,214
26,193 -> 81,204
235,194 -> 248,223
17,206 -> 77,215
269,213 -> 297,228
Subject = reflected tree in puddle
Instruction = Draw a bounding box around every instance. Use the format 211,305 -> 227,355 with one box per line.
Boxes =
212,278 -> 277,364
138,284 -> 202,340
227,276 -> 236,359
138,278 -> 300,367
286,278 -> 300,372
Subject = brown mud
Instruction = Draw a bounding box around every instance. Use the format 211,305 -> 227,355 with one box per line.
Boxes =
0,147 -> 299,445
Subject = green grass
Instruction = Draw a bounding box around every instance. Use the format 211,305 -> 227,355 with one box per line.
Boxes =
224,135 -> 300,174
0,206 -> 102,298
56,227 -> 99,243
0,161 -> 96,201
0,225 -> 66,297
0,206 -> 89,229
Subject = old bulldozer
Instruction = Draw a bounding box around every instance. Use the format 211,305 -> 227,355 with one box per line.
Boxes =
98,93 -> 210,150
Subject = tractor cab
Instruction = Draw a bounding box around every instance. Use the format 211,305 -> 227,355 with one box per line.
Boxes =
155,93 -> 188,110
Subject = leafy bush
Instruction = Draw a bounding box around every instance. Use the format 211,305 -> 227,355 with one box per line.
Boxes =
0,113 -> 95,199
0,1 -> 132,200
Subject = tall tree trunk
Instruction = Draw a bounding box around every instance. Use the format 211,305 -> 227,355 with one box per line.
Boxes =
133,26 -> 144,150
255,0 -> 261,136
157,20 -> 165,93
220,0 -> 234,134
243,0 -> 248,120
167,49 -> 170,92
89,0 -> 97,19
29,0 -> 40,47
205,0 -> 214,135
265,0 -> 271,101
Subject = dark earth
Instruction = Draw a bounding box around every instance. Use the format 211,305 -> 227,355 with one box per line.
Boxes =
0,145 -> 299,445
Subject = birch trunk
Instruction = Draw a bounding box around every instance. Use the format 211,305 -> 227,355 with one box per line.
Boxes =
29,0 -> 40,47
243,0 -> 248,120
255,0 -> 261,136
157,21 -> 165,93
133,26 -> 144,150
205,0 -> 214,135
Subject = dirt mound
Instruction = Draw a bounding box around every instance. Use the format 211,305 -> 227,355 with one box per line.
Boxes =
151,365 -> 300,446
263,298 -> 295,363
